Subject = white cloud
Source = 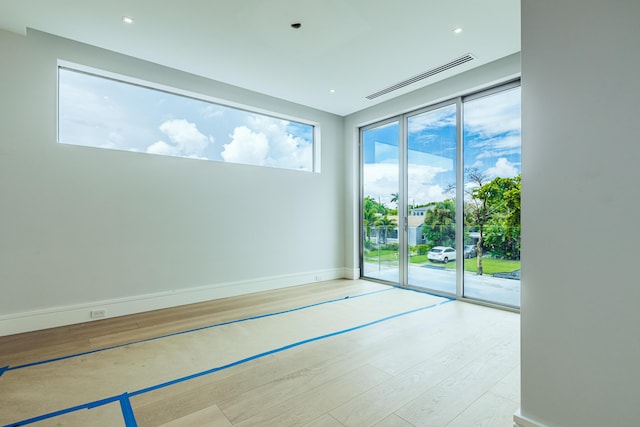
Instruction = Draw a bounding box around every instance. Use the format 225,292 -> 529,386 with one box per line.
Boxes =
486,157 -> 519,178
220,115 -> 313,170
464,88 -> 521,138
471,135 -> 521,154
221,126 -> 269,166
249,115 -> 313,170
363,163 -> 399,206
146,140 -> 180,156
408,165 -> 451,204
363,163 -> 449,206
464,88 -> 521,168
158,119 -> 210,155
408,106 -> 456,134
145,119 -> 212,159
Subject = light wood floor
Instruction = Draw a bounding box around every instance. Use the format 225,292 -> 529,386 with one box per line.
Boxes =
0,279 -> 520,427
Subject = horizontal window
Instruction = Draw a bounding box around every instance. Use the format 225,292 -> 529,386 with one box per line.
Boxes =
57,65 -> 316,172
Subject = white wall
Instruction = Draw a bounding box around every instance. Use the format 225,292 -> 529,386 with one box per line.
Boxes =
518,1 -> 640,426
342,54 -> 521,276
0,29 -> 345,335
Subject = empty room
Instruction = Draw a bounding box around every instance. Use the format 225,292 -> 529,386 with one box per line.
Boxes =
1,1 -> 638,426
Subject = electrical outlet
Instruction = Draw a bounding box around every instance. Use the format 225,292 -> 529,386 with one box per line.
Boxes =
90,309 -> 106,319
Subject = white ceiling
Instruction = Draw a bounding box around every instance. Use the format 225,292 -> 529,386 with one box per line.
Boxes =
0,0 -> 520,116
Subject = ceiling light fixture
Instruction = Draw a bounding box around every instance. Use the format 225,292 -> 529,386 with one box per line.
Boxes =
329,89 -> 336,94
122,16 -> 134,24
453,27 -> 463,34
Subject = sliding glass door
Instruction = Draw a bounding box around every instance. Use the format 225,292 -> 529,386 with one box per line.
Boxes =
360,82 -> 521,309
361,119 -> 400,284
406,104 -> 457,295
462,86 -> 521,307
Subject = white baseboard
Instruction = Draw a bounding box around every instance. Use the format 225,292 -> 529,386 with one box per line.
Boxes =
514,409 -> 547,427
0,268 -> 350,336
342,267 -> 360,280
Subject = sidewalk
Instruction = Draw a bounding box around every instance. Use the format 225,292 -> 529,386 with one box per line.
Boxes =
363,262 -> 520,307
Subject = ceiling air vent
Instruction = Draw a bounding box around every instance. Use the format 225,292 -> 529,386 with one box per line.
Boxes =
365,53 -> 475,100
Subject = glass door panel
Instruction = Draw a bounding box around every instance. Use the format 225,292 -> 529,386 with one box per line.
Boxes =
359,82 -> 521,308
361,121 -> 400,284
463,86 -> 521,307
407,104 -> 457,294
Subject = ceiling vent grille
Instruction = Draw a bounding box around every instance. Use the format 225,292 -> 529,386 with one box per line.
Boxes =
365,53 -> 475,100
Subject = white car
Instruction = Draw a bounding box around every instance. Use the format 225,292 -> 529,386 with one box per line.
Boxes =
428,246 -> 456,263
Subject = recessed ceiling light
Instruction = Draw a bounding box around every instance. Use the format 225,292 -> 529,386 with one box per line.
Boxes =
453,27 -> 463,34
329,89 -> 336,94
122,16 -> 134,24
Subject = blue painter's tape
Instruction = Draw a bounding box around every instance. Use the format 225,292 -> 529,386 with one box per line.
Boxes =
7,288 -> 394,373
390,284 -> 455,300
3,401 -> 99,427
86,395 -> 121,409
130,298 -> 453,398
3,295 -> 449,427
1,395 -> 123,427
119,394 -> 138,427
0,394 -> 122,427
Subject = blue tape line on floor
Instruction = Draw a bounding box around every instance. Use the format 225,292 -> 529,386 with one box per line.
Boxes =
390,284 -> 455,299
119,394 -> 138,427
86,395 -> 121,409
6,287 -> 394,373
2,291 -> 450,427
3,395 -> 121,427
130,298 -> 453,397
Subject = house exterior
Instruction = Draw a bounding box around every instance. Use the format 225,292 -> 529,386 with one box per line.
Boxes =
407,216 -> 426,246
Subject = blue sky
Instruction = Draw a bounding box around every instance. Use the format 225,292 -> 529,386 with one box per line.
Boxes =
464,87 -> 521,179
363,86 -> 521,207
58,68 -> 314,171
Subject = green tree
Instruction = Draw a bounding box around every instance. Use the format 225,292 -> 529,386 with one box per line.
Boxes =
466,170 -> 521,274
363,196 -> 390,243
422,199 -> 456,247
374,215 -> 397,245
363,207 -> 377,243
482,175 -> 521,259
388,192 -> 399,215
465,169 -> 492,275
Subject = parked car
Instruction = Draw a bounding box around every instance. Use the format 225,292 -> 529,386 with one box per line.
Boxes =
464,244 -> 477,259
428,246 -> 456,263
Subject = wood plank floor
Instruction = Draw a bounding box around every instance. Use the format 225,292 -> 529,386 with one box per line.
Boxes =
0,279 -> 520,427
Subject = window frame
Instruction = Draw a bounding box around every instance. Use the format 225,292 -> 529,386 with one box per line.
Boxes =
359,79 -> 521,310
56,60 -> 321,173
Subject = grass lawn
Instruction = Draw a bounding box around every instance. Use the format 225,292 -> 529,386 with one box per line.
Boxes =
364,249 -> 398,264
410,255 -> 520,275
367,250 -> 520,275
461,257 -> 520,275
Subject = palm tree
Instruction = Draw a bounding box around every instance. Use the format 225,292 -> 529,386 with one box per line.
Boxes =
363,207 -> 378,243
374,215 -> 397,245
